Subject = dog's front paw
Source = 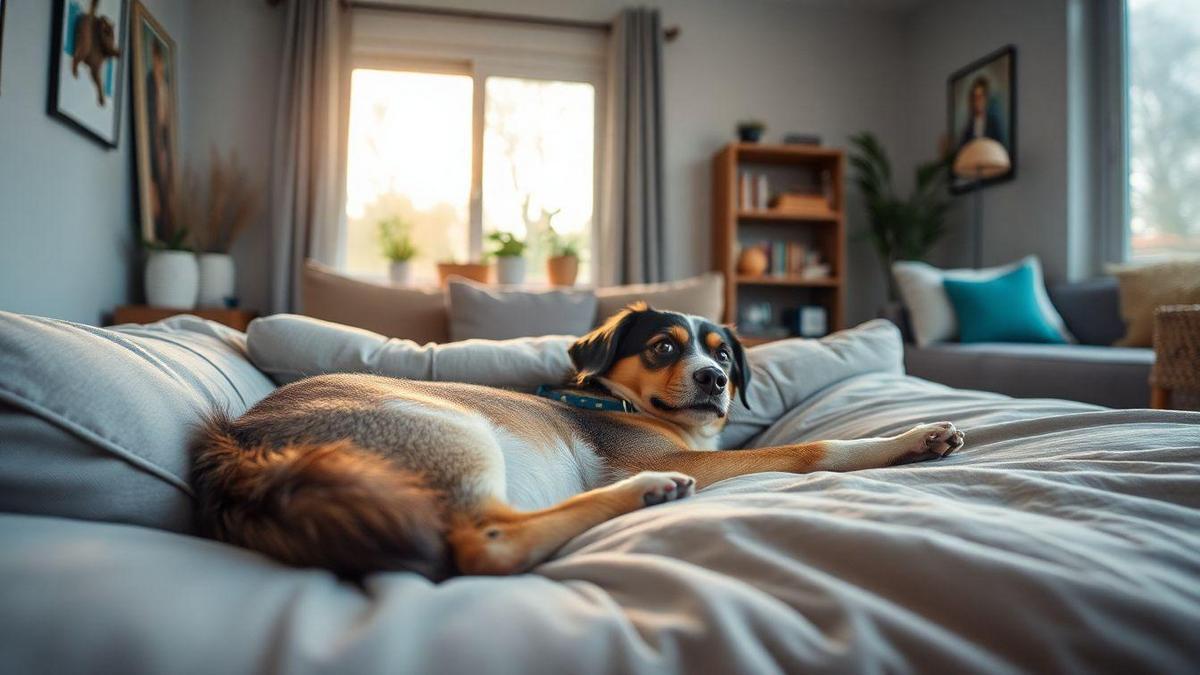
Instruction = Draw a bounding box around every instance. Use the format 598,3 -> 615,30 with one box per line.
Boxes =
619,471 -> 696,506
899,422 -> 965,461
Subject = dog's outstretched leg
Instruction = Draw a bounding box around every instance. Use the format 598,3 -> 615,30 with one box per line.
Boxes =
449,471 -> 695,575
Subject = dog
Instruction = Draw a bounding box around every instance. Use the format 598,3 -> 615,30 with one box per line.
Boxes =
71,0 -> 122,106
191,304 -> 964,579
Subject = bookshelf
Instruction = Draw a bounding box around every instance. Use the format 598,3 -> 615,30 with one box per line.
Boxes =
712,142 -> 846,342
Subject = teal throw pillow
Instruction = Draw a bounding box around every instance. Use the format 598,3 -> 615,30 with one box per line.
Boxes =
942,263 -> 1068,344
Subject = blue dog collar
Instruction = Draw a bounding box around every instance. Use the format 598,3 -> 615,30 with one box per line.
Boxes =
535,385 -> 635,413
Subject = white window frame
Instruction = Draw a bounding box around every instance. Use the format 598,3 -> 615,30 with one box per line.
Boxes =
349,10 -> 607,265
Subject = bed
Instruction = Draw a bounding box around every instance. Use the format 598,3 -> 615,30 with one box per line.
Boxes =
1,313 -> 1198,673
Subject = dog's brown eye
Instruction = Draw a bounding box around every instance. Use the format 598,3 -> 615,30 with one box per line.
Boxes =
652,341 -> 674,355
716,348 -> 730,362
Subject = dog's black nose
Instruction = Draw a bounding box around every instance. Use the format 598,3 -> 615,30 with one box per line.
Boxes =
693,367 -> 728,396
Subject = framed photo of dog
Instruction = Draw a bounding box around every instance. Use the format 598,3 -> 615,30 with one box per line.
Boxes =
48,0 -> 129,147
130,0 -> 179,245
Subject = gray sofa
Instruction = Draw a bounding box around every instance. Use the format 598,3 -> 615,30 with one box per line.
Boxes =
900,278 -> 1153,409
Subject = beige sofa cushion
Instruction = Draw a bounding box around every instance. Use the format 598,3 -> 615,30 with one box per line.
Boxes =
301,260 -> 448,344
1110,260 -> 1200,347
595,273 -> 724,324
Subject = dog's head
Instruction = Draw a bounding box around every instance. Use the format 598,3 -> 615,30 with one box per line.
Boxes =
98,17 -> 120,56
569,303 -> 750,429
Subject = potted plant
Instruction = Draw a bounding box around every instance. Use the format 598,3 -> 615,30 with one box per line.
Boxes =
180,148 -> 259,308
143,226 -> 198,310
737,120 -> 766,143
545,220 -> 580,287
848,131 -> 951,302
378,216 -> 418,285
436,261 -> 491,286
488,231 -> 527,285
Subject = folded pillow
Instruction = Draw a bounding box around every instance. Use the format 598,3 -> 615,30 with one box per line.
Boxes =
302,260 -> 448,343
595,273 -> 724,324
942,263 -> 1069,344
0,312 -> 277,533
893,256 -> 1072,345
447,278 -> 597,341
1108,259 -> 1200,347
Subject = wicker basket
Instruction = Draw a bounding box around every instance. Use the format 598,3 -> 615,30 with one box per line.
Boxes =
1151,304 -> 1200,410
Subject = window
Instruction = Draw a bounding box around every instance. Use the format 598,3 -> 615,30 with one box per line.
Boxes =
1127,0 -> 1200,261
343,13 -> 605,284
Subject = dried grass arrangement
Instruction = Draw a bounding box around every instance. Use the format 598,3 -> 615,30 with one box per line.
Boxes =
176,147 -> 261,254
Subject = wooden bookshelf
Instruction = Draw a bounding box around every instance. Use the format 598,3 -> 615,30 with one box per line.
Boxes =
713,142 -> 846,340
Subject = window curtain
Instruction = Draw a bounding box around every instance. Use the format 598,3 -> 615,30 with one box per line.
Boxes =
269,0 -> 348,314
600,7 -> 666,285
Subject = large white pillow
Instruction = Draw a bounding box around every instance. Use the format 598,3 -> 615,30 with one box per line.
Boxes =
893,256 -> 1073,346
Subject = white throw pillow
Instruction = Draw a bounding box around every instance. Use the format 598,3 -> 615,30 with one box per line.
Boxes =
892,256 -> 1073,346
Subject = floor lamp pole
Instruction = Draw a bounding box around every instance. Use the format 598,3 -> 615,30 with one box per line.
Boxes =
972,171 -> 984,269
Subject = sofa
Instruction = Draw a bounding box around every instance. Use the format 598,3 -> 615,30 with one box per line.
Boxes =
2,310 -> 1200,672
899,277 -> 1153,409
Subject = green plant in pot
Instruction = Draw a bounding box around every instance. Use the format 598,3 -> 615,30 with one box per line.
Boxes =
378,216 -> 418,285
848,131 -> 951,302
543,211 -> 584,287
142,211 -> 198,310
488,231 -> 528,285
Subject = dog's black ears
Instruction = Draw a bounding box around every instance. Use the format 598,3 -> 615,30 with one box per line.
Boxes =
569,303 -> 645,386
724,325 -> 751,410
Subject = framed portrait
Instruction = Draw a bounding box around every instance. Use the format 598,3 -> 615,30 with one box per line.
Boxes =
131,0 -> 180,244
48,0 -> 129,147
947,45 -> 1016,194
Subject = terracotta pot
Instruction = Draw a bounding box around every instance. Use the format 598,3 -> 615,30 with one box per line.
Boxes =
546,255 -> 579,286
437,262 -> 490,286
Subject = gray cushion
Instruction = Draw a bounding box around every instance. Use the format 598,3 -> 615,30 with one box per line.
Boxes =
0,312 -> 276,532
904,341 -> 1153,409
595,273 -> 724,324
447,278 -> 598,341
1048,277 -> 1126,346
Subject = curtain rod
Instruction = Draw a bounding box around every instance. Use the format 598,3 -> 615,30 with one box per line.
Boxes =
342,1 -> 680,41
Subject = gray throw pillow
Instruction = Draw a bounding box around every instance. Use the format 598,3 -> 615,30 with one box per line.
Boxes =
0,312 -> 277,532
447,278 -> 597,341
595,273 -> 724,324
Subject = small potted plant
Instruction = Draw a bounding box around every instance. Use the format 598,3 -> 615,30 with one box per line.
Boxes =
737,120 -> 767,143
378,216 -> 418,285
143,226 -> 198,310
488,231 -> 527,285
545,221 -> 581,287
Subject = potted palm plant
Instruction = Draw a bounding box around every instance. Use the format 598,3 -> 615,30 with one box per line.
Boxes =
378,216 -> 418,285
848,131 -> 951,301
488,231 -> 528,285
545,221 -> 580,287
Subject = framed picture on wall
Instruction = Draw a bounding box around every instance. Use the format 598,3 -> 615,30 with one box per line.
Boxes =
947,45 -> 1016,194
130,0 -> 180,244
1,0 -> 8,94
48,0 -> 129,147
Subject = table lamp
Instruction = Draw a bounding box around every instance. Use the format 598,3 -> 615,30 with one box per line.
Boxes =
953,138 -> 1011,268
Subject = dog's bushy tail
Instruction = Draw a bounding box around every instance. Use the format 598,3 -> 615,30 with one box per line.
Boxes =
190,411 -> 449,579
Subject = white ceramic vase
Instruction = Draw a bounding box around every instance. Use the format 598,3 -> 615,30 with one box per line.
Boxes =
197,253 -> 236,308
389,260 -> 413,286
495,256 -> 526,285
145,250 -> 199,309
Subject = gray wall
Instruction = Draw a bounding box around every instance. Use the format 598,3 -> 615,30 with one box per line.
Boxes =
0,0 -> 189,324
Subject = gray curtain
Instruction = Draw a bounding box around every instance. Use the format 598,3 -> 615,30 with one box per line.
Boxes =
269,0 -> 347,314
600,7 -> 665,285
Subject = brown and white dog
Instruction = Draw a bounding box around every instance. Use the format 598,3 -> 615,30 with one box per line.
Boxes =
192,304 -> 963,579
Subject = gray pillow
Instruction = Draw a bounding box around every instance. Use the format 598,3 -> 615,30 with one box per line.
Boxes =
248,313 -> 576,388
596,273 -> 724,324
0,312 -> 277,532
447,278 -> 597,341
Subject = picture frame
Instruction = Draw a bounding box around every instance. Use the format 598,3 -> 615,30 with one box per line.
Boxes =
47,0 -> 129,147
0,0 -> 8,94
947,45 -> 1016,194
130,0 -> 180,245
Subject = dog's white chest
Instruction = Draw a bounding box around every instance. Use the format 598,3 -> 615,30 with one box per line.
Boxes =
495,430 -> 603,511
